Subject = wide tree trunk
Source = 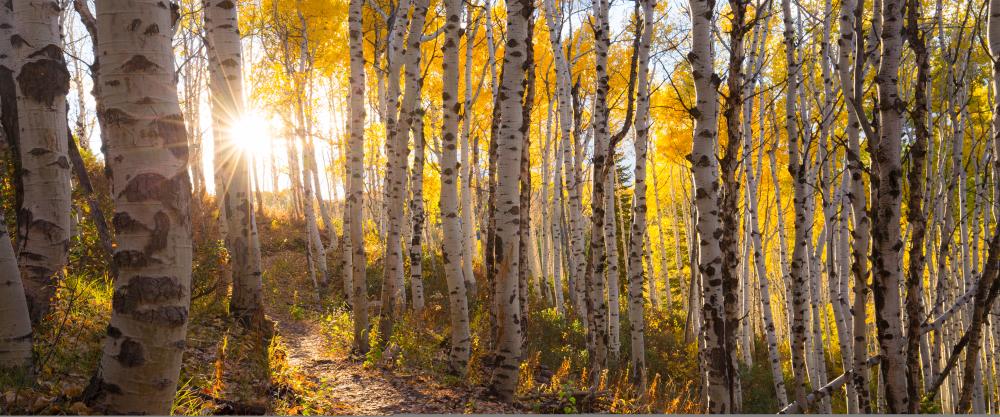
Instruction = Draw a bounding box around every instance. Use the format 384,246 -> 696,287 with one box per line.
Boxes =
204,0 -> 265,327
87,0 -> 193,412
12,0 -> 73,324
440,0 -> 472,374
489,0 -> 530,399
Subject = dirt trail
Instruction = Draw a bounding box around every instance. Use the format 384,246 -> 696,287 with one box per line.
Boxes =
271,316 -> 520,415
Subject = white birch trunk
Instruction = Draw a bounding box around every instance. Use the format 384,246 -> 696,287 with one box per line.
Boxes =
204,0 -> 264,326
12,0 -> 72,323
90,0 -> 193,411
440,0 -> 472,374
347,0 -> 370,354
489,0 -> 531,398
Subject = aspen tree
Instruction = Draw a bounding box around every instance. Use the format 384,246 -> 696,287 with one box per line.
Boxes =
0,191 -> 32,370
88,0 -> 193,411
542,0 -> 586,319
689,0 -> 731,409
377,0 -> 414,342
489,0 -> 531,398
718,0 -> 748,402
781,0 -> 812,408
440,0 -> 472,374
585,0 -> 613,379
871,0 -> 909,410
740,25 -> 788,404
605,170 -> 621,358
12,0 -> 73,324
904,0 -> 930,408
626,0 -> 654,386
347,0 -> 370,354
460,8 -> 479,296
409,107 -> 427,311
0,0 -> 17,171
204,0 -> 265,327
839,0 -> 872,407
401,0 -> 429,314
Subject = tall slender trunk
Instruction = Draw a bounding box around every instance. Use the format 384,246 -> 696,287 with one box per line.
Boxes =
542,0 -> 585,320
903,0 -> 930,409
205,0 -> 265,327
489,0 -> 530,398
347,0 -> 370,354
688,0 -> 729,410
409,108 -> 426,311
12,0 -> 73,324
626,0 -> 654,386
871,0 -> 908,410
718,0 -> 747,406
781,0 -> 812,409
461,9 -> 478,295
585,0 -> 613,381
377,0 -> 414,343
87,0 -> 193,411
440,0 -> 472,374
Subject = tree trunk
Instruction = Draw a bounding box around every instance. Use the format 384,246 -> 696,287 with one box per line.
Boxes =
347,0 -> 370,354
205,0 -> 265,327
87,0 -> 193,411
871,0 -> 908,411
626,0 -> 654,386
903,0 -> 930,409
409,108 -> 427,312
585,0 -> 613,381
718,0 -> 748,405
688,0 -> 731,410
488,0 -> 530,398
781,0 -> 813,409
12,0 -> 73,325
440,0 -> 472,374
460,9 -> 478,296
377,0 -> 414,343
0,190 -> 32,370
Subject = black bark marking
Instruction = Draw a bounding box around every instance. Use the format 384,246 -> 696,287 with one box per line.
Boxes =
120,55 -> 160,72
115,338 -> 146,367
153,113 -> 188,160
16,46 -> 70,106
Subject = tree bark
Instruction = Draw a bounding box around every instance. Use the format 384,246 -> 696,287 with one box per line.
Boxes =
12,0 -> 73,325
205,0 -> 265,327
688,0 -> 730,410
346,0 -> 370,354
0,188 -> 32,370
626,0 -> 654,387
441,0 -> 472,374
488,0 -> 531,398
87,0 -> 193,411
871,0 -> 908,411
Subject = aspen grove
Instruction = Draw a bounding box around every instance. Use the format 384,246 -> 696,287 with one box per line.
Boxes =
7,0 -> 1000,414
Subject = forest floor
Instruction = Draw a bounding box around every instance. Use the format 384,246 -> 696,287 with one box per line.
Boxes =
0,211 -> 704,415
268,301 -> 520,414
247,218 -> 525,415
